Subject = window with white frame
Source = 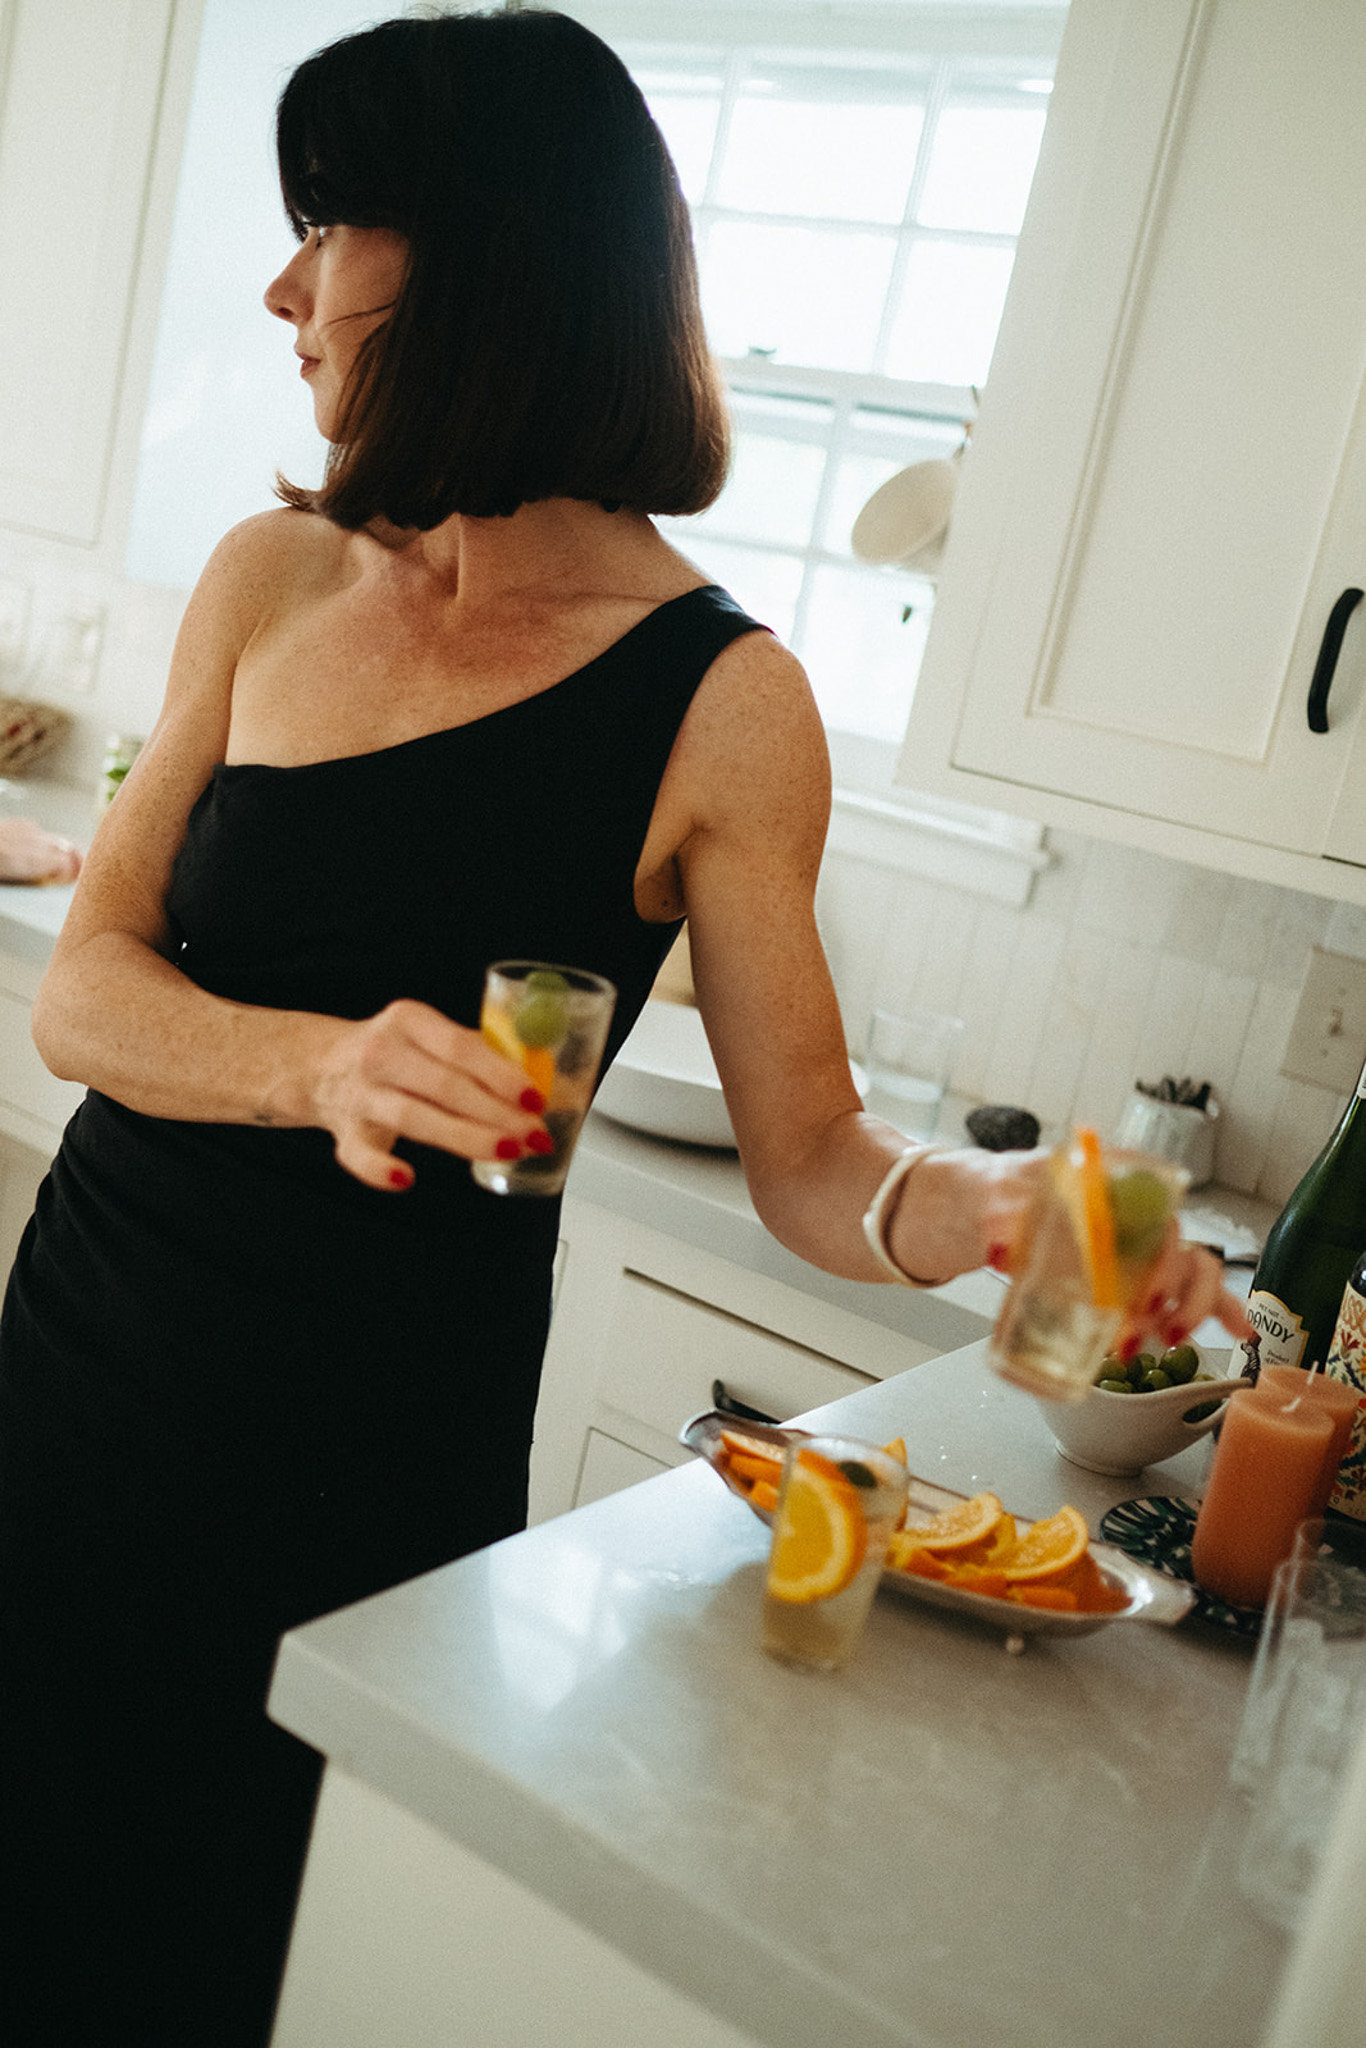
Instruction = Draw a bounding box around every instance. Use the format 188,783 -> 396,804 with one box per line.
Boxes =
562,1 -> 1065,827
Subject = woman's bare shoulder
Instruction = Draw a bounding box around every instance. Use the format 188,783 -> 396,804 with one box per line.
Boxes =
174,508 -> 347,663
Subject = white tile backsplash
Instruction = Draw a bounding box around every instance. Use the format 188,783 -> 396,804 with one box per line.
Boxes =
820,823 -> 1353,1204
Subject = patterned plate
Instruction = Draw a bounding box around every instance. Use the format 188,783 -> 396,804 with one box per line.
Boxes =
1099,1495 -> 1261,1637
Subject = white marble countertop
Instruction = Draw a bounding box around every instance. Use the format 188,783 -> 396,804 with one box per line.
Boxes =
269,1341 -> 1287,2048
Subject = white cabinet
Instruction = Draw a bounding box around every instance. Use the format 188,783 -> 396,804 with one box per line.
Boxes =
0,0 -> 196,548
529,1196 -> 940,1523
900,0 -> 1366,903
0,943 -> 83,1153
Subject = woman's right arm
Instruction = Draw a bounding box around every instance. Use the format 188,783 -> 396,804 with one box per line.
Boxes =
33,517 -> 540,1188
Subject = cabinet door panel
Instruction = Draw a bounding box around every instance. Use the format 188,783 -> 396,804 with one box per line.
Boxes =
0,0 -> 175,542
942,0 -> 1366,858
0,990 -> 84,1145
600,1273 -> 873,1443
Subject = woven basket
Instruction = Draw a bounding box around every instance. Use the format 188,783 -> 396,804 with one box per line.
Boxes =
0,697 -> 72,775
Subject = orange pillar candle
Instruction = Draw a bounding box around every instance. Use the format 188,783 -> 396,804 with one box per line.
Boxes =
1191,1387 -> 1334,1607
1255,1366 -> 1361,1515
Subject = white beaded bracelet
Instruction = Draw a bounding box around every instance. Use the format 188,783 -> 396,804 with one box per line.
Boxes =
861,1145 -> 942,1288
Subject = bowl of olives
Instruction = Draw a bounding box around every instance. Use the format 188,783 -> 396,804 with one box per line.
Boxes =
1037,1343 -> 1246,1476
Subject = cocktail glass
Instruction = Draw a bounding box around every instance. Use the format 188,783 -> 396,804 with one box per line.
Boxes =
472,960 -> 616,1197
990,1132 -> 1189,1403
761,1435 -> 909,1672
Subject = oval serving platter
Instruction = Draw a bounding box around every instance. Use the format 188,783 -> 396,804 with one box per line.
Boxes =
679,1410 -> 1195,1641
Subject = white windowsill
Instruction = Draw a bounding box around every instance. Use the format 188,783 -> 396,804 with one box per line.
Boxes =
826,783 -> 1051,907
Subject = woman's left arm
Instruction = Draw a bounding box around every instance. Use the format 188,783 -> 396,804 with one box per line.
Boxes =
669,632 -> 1250,1350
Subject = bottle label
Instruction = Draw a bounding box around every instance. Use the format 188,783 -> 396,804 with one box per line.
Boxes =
1239,1290 -> 1309,1377
1326,1277 -> 1366,1522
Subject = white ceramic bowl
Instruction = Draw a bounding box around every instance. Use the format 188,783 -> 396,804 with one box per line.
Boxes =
595,1000 -> 867,1149
1037,1370 -> 1245,1476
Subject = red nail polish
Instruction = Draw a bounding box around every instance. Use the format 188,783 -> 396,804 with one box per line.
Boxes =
1119,1334 -> 1139,1361
1147,1292 -> 1166,1316
495,1137 -> 522,1161
525,1128 -> 555,1156
1166,1325 -> 1188,1347
520,1086 -> 547,1115
988,1241 -> 1010,1270
388,1164 -> 414,1189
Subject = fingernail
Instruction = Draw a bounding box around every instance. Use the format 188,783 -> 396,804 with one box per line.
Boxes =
988,1241 -> 1010,1270
388,1164 -> 414,1190
1147,1292 -> 1165,1315
1119,1334 -> 1139,1360
519,1086 -> 547,1115
1166,1325 -> 1189,1347
495,1137 -> 522,1161
525,1129 -> 555,1156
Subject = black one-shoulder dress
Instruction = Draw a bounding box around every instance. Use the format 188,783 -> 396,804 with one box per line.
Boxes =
0,586 -> 765,2046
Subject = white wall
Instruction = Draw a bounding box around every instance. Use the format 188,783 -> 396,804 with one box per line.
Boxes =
819,824 -> 1353,1207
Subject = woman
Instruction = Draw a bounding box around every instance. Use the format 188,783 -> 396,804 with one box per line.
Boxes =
0,11 -> 1247,2045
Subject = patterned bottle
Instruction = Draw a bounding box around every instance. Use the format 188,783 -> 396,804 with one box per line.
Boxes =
1237,1053 -> 1366,1381
1324,1251 -> 1366,1522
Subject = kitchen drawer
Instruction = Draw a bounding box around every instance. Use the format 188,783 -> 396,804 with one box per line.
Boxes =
575,1429 -> 672,1509
0,991 -> 84,1148
599,1272 -> 874,1442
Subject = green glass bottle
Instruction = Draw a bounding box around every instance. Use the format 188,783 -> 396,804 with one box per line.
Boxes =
1239,1055 -> 1366,1381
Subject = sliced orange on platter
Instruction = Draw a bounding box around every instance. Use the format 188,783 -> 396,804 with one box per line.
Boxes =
897,1489 -> 1004,1555
1000,1503 -> 1090,1583
765,1448 -> 867,1604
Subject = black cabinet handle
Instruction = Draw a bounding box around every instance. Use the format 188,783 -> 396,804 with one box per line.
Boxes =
1307,587 -> 1364,732
711,1379 -> 780,1426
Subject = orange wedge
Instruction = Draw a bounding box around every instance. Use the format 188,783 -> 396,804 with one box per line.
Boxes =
481,1005 -> 523,1064
898,1490 -> 1004,1555
727,1450 -> 782,1487
1001,1505 -> 1090,1583
1052,1127 -> 1121,1311
766,1448 -> 867,1603
882,1437 -> 908,1466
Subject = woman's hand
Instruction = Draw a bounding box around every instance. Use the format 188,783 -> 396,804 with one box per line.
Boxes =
0,818 -> 82,884
884,1146 -> 1048,1286
1121,1222 -> 1254,1356
888,1146 -> 1254,1350
312,998 -> 550,1190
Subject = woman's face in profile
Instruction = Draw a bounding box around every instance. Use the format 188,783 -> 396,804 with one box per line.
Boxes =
264,223 -> 409,441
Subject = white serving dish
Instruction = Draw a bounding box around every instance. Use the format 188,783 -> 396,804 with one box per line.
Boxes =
596,999 -> 867,1150
680,1410 -> 1195,1642
1037,1370 -> 1245,1477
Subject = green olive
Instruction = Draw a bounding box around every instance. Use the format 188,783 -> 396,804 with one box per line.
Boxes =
525,970 -> 570,994
1127,1353 -> 1157,1387
1140,1366 -> 1173,1391
1160,1342 -> 1200,1384
1096,1376 -> 1137,1394
515,991 -> 569,1048
1107,1168 -> 1172,1264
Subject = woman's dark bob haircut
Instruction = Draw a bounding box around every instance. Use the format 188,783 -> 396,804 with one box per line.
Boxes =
275,7 -> 730,527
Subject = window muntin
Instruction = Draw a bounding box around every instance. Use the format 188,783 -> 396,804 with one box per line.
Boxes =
625,36 -> 1054,755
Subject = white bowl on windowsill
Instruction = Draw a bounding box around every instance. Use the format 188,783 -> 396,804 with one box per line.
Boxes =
595,1000 -> 868,1150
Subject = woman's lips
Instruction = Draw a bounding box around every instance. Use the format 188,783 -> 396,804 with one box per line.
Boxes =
298,355 -> 320,379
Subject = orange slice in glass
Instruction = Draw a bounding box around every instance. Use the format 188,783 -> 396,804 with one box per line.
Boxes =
1001,1504 -> 1090,1583
1052,1127 -> 1121,1311
766,1449 -> 867,1603
898,1490 -> 1004,1555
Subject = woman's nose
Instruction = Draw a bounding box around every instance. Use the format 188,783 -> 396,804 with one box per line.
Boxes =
264,249 -> 306,322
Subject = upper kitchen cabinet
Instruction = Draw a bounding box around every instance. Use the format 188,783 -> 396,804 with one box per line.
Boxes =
899,0 -> 1366,903
0,0 -> 197,550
